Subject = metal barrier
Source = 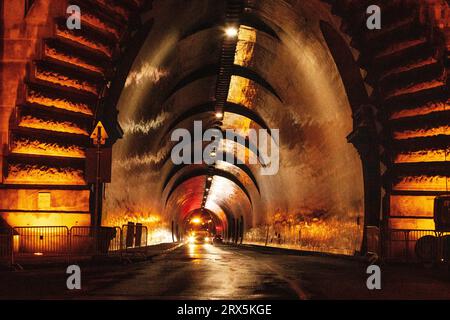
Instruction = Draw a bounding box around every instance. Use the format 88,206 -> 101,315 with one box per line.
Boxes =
122,224 -> 148,248
122,224 -> 148,256
137,225 -> 148,248
0,224 -> 154,267
5,225 -> 450,265
366,226 -> 380,256
70,226 -> 122,259
12,226 -> 70,264
0,228 -> 13,266
385,229 -> 450,263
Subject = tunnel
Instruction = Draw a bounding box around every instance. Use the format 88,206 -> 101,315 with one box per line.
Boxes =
110,0 -> 367,251
0,0 -> 449,263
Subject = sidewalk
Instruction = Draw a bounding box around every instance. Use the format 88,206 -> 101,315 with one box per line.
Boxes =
0,242 -> 184,299
0,242 -> 183,271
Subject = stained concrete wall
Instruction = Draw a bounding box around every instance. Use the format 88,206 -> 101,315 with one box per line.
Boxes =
103,0 -> 225,243
239,0 -> 365,254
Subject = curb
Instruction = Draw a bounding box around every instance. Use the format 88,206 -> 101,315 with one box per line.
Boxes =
239,244 -> 367,262
1,243 -> 184,271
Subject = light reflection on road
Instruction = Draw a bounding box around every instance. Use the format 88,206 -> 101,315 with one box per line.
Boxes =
71,244 -> 303,300
187,243 -> 223,262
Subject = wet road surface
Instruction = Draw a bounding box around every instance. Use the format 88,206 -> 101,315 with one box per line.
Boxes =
75,244 -> 450,300
81,244 -> 307,300
1,243 -> 449,299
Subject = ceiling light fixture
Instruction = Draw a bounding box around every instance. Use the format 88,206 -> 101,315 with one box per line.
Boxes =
215,112 -> 223,119
225,26 -> 238,38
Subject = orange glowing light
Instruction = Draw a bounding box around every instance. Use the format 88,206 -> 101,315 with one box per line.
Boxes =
394,149 -> 448,163
388,218 -> 435,230
2,212 -> 90,228
56,28 -> 112,58
234,25 -> 256,67
244,216 -> 362,256
81,12 -> 120,39
11,138 -> 85,158
386,79 -> 444,99
222,112 -> 254,137
102,212 -> 173,245
394,175 -> 450,191
390,195 -> 435,217
27,89 -> 93,115
19,115 -> 88,136
35,67 -> 98,94
5,164 -> 85,185
390,99 -> 449,120
394,126 -> 450,140
45,45 -> 104,74
191,218 -> 202,224
227,25 -> 258,110
227,76 -> 258,110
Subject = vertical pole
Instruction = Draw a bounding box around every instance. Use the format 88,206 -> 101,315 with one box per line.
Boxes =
406,231 -> 410,263
240,216 -> 244,244
67,227 -> 70,265
10,228 -> 14,268
119,226 -> 123,260
94,126 -> 101,229
230,219 -> 234,243
171,221 -> 175,243
234,219 -> 238,244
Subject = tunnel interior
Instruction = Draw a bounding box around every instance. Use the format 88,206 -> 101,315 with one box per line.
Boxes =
103,0 -> 366,253
0,0 -> 448,258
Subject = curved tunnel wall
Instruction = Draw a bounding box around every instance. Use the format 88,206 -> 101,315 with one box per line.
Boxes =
103,0 -> 366,253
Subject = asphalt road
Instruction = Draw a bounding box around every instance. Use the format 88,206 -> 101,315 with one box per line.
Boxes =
1,243 -> 449,299
81,243 -> 306,300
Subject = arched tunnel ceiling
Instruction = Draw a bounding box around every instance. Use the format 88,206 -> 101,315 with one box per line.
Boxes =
165,174 -> 252,227
105,0 -> 367,247
163,162 -> 258,206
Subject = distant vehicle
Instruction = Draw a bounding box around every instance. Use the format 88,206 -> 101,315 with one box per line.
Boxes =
188,231 -> 212,244
213,235 -> 223,244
